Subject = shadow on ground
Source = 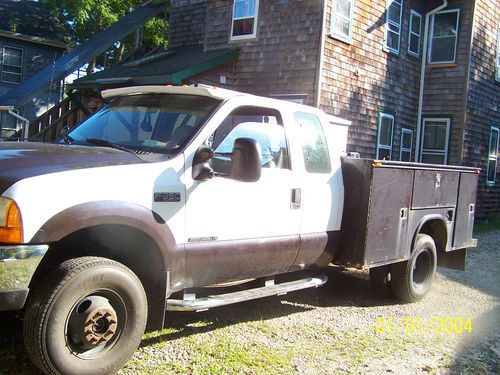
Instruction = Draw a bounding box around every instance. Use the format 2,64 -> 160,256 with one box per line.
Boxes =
0,265 -> 390,374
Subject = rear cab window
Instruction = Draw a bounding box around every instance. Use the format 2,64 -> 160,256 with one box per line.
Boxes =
293,111 -> 331,173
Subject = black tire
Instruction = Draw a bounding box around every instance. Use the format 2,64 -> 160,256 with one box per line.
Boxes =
369,265 -> 393,297
391,234 -> 437,303
23,257 -> 147,375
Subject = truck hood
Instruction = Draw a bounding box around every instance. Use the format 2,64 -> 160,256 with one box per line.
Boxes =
0,142 -> 146,194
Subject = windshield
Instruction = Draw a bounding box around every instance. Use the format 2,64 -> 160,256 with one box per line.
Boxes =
66,94 -> 221,154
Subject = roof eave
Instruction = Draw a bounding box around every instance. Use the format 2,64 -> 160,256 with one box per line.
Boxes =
170,49 -> 240,84
0,30 -> 69,49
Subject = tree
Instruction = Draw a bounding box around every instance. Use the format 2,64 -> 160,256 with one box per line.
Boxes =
39,0 -> 168,73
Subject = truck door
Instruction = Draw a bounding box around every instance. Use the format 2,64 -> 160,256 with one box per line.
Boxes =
184,106 -> 302,287
291,111 -> 344,269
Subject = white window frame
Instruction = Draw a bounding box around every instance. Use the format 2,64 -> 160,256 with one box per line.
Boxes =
330,0 -> 354,43
400,128 -> 413,161
376,113 -> 394,160
384,0 -> 403,54
429,9 -> 460,64
230,0 -> 260,41
495,26 -> 500,82
408,10 -> 422,57
420,118 -> 450,164
486,126 -> 499,185
1,45 -> 23,84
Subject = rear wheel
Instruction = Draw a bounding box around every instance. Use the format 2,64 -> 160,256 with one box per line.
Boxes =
24,257 -> 147,375
391,234 -> 437,302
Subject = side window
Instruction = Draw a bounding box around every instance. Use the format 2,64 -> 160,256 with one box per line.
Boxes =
231,0 -> 259,40
429,9 -> 460,64
420,117 -> 450,164
1,46 -> 23,84
486,126 -> 499,185
210,106 -> 290,174
384,0 -> 403,54
330,0 -> 354,43
294,112 -> 331,173
400,128 -> 413,161
408,10 -> 422,57
376,113 -> 394,160
496,26 -> 500,82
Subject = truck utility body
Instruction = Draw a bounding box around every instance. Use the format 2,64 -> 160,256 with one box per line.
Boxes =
0,86 -> 478,375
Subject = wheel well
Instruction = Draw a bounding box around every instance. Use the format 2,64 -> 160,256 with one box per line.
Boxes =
29,224 -> 167,331
418,219 -> 447,254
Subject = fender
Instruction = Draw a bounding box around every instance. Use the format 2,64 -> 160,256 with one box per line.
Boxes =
411,213 -> 449,253
30,200 -> 185,289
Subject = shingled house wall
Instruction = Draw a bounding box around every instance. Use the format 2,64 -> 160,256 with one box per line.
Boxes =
463,0 -> 500,216
168,0 -> 499,216
170,0 -> 323,105
320,0 -> 425,158
168,0 -> 208,48
421,0 -> 474,166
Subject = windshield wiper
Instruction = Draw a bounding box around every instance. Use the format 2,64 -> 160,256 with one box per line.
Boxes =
85,138 -> 135,154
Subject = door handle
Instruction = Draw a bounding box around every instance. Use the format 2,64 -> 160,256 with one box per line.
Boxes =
291,188 -> 301,209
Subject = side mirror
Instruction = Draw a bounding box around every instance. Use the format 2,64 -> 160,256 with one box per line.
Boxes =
231,138 -> 262,182
192,144 -> 214,181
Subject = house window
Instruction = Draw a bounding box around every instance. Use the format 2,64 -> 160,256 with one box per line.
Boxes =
330,0 -> 354,43
376,113 -> 394,160
400,128 -> 413,161
487,127 -> 499,185
384,0 -> 403,54
231,0 -> 259,40
420,118 -> 450,164
495,27 -> 500,82
0,111 -> 18,130
1,46 -> 23,84
429,9 -> 460,64
408,10 -> 422,57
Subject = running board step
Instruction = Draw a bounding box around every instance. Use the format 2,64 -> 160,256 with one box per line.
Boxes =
166,274 -> 328,312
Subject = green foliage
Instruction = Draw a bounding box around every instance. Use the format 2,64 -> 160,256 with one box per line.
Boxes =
39,0 -> 168,71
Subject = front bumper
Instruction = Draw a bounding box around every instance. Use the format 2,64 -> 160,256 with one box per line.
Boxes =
0,244 -> 48,311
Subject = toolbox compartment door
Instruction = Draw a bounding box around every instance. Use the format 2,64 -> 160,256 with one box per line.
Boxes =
452,172 -> 478,248
364,167 -> 413,265
412,170 -> 459,209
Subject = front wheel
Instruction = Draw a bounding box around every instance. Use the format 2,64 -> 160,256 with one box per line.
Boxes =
23,257 -> 147,375
391,234 -> 437,303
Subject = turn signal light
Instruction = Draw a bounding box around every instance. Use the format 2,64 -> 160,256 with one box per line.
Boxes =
0,197 -> 23,244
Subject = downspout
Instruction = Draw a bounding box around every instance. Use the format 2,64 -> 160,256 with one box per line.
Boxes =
415,0 -> 448,162
314,0 -> 328,108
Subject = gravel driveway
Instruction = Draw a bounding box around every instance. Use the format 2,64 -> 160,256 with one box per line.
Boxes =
1,230 -> 498,374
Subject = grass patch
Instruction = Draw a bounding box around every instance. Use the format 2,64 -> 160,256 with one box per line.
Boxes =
473,215 -> 500,234
123,319 -> 452,374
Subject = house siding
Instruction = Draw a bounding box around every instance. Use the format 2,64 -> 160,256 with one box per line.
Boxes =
421,0 -> 474,166
463,0 -> 500,216
171,0 -> 324,105
320,0 -> 424,158
167,0 -> 499,216
168,0 -> 208,48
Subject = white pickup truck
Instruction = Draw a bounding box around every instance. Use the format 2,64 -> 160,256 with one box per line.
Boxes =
0,86 -> 478,374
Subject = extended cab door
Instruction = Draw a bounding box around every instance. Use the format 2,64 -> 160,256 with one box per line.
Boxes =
184,104 -> 302,287
290,111 -> 345,269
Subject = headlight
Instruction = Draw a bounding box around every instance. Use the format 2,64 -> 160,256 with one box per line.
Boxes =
0,197 -> 23,243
